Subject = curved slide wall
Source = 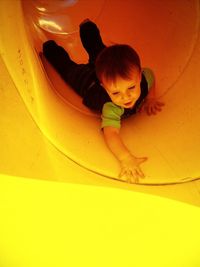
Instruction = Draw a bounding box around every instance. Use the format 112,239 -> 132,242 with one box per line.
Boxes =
0,0 -> 200,185
1,1 -> 200,266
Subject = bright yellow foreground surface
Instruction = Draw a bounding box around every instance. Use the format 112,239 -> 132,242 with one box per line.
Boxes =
0,173 -> 200,267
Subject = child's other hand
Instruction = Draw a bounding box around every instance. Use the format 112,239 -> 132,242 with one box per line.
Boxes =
119,155 -> 148,184
139,98 -> 165,115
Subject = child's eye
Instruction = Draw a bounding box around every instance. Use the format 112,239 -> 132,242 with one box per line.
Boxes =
128,86 -> 135,90
112,92 -> 120,95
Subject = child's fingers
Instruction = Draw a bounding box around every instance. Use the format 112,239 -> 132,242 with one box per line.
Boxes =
156,101 -> 164,109
119,168 -> 140,184
157,101 -> 165,106
128,168 -> 144,180
130,175 -> 139,184
152,106 -> 157,115
150,105 -> 156,115
136,167 -> 145,179
146,106 -> 152,115
155,105 -> 162,112
119,168 -> 128,180
148,103 -> 163,115
144,100 -> 165,115
119,168 -> 133,179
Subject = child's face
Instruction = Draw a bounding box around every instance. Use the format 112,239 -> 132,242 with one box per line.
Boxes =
102,70 -> 142,109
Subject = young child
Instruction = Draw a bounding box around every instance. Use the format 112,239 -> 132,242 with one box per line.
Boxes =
43,19 -> 164,184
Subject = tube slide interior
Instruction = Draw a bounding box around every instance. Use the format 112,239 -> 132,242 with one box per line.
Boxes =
0,0 -> 200,185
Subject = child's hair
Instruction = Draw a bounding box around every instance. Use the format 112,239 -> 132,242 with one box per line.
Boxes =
95,44 -> 141,85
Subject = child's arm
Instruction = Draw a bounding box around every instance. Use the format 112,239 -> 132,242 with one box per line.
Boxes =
103,126 -> 148,183
139,77 -> 165,115
139,68 -> 165,115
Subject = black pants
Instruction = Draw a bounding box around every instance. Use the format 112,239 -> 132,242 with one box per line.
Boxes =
43,21 -> 106,98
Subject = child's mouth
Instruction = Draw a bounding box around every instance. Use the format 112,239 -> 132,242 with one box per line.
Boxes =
124,101 -> 133,107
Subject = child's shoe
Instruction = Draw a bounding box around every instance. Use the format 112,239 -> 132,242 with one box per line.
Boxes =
79,19 -> 106,64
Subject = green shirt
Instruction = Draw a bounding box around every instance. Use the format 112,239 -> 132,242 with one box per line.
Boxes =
101,68 -> 154,129
101,102 -> 124,128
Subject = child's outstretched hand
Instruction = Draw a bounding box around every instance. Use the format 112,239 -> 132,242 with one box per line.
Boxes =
139,98 -> 165,115
119,154 -> 148,184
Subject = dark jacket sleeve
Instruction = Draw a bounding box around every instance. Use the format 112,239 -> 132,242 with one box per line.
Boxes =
82,82 -> 111,112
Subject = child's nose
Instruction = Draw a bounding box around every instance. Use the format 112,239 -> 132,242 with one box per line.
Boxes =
122,91 -> 131,100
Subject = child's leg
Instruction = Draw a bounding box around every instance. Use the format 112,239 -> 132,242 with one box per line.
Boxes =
43,40 -> 77,80
43,40 -> 96,97
79,20 -> 106,65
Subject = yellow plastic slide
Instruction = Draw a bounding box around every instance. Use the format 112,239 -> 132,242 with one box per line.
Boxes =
0,1 -> 200,266
1,0 -> 200,184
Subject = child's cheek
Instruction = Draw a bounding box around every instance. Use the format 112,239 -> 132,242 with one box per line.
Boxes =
112,96 -> 120,104
134,86 -> 141,98
115,96 -> 121,103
